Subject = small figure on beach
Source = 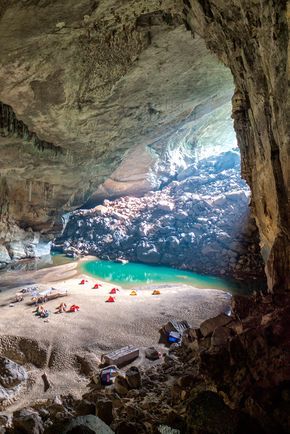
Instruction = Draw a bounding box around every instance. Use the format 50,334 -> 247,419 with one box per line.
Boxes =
56,302 -> 67,313
34,305 -> 49,318
14,294 -> 24,302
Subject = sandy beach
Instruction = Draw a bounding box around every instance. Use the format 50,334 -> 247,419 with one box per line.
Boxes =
0,257 -> 231,410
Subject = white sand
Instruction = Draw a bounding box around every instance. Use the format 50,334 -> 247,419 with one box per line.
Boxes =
0,258 -> 231,409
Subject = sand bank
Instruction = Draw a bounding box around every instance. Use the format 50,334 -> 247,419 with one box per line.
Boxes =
0,258 -> 231,409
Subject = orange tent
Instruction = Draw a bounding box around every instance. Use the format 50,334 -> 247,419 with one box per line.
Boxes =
152,289 -> 161,295
130,290 -> 137,296
106,296 -> 115,303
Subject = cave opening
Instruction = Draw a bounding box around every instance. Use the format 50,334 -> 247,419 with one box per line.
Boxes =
0,1 -> 288,432
52,58 -> 266,292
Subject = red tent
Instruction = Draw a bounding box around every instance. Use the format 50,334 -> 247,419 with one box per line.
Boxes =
111,287 -> 119,292
69,304 -> 80,312
93,283 -> 102,289
109,288 -> 117,294
79,279 -> 88,285
106,296 -> 115,303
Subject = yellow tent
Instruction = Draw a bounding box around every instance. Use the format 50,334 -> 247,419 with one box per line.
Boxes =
152,289 -> 161,295
130,290 -> 138,296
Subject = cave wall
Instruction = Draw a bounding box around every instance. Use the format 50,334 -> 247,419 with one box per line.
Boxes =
183,0 -> 290,291
0,0 -> 288,290
0,0 -> 235,265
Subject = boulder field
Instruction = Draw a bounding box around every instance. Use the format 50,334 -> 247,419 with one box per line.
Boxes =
54,150 -> 265,283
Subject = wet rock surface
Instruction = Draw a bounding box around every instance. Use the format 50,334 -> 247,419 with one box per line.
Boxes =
55,151 -> 265,282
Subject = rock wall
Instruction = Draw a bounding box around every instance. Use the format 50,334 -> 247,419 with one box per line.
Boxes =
0,0 -> 235,265
182,0 -> 289,291
55,151 -> 266,284
0,0 -> 288,290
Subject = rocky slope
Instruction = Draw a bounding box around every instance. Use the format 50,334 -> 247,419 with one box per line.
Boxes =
183,0 -> 289,291
54,150 -> 265,283
1,292 -> 289,434
0,0 -> 235,265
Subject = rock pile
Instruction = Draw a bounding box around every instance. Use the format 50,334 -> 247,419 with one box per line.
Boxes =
54,151 -> 265,283
2,292 -> 289,433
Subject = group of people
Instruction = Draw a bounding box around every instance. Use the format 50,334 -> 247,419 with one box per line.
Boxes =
55,302 -> 80,313
33,302 -> 80,319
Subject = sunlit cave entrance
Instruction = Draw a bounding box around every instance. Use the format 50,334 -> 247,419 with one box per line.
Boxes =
0,3 -> 280,432
52,89 -> 266,292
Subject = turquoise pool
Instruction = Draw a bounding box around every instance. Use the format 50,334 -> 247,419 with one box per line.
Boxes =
81,260 -> 249,294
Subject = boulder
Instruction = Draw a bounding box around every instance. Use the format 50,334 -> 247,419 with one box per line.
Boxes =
96,398 -> 113,426
63,415 -> 114,434
231,295 -> 253,319
13,408 -> 44,434
6,241 -> 27,260
157,200 -> 174,212
145,347 -> 160,361
186,391 -> 239,434
0,357 -> 28,389
0,245 -> 11,263
93,205 -> 108,216
115,421 -> 146,434
200,314 -> 232,338
126,366 -> 141,389
114,375 -> 130,396
210,326 -> 232,349
213,150 -> 240,172
136,242 -> 160,264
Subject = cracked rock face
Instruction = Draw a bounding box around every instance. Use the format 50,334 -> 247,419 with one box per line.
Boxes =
0,0 -> 235,264
0,0 -> 288,291
183,0 -> 289,291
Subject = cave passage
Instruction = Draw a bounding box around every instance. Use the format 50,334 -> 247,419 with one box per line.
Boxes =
55,105 -> 266,288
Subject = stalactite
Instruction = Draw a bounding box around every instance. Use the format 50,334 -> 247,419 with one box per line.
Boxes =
28,180 -> 32,202
0,101 -> 64,156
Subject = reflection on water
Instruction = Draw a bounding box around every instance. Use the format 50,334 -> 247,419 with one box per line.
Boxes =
82,260 -> 250,295
0,253 -> 75,274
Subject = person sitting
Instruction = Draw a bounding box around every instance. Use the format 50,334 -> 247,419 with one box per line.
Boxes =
35,305 -> 45,316
40,309 -> 49,318
55,302 -> 67,313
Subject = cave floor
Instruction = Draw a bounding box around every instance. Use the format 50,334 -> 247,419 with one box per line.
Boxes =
0,258 -> 230,411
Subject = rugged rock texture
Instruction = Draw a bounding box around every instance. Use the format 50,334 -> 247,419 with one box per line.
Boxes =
183,0 -> 289,291
0,0 -> 235,264
55,150 -> 265,282
0,0 -> 288,291
0,356 -> 28,409
1,293 -> 290,434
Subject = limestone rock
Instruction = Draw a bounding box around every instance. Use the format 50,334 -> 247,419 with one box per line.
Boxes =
114,375 -> 130,396
183,0 -> 289,291
200,314 -> 232,338
62,415 -> 113,434
0,245 -> 11,264
145,347 -> 160,361
0,357 -> 28,389
126,366 -> 142,389
0,0 -> 235,266
13,408 -> 44,434
96,398 -> 113,426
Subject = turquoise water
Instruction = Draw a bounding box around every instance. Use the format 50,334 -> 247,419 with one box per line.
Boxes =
82,260 -> 249,294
